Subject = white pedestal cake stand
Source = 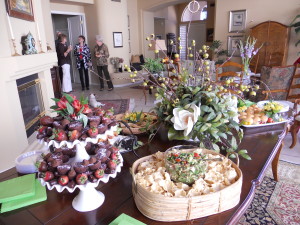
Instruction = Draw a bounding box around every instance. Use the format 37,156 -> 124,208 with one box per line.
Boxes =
38,125 -> 123,212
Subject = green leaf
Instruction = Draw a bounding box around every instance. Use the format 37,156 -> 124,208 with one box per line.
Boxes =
192,87 -> 201,95
51,98 -> 61,103
211,143 -> 220,152
204,111 -> 216,121
290,15 -> 300,25
201,105 -> 210,112
240,153 -> 252,160
168,127 -> 189,141
230,136 -> 237,149
296,40 -> 300,47
238,149 -> 248,155
62,93 -> 74,103
66,102 -> 74,115
50,105 -> 57,110
291,21 -> 300,28
182,94 -> 191,99
296,27 -> 300,34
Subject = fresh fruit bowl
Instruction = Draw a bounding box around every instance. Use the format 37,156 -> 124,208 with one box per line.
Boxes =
115,112 -> 158,134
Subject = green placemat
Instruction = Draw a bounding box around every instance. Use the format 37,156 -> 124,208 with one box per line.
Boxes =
1,179 -> 47,213
0,174 -> 35,203
109,213 -> 146,225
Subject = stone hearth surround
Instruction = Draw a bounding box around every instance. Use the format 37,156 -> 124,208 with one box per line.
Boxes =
0,52 -> 57,172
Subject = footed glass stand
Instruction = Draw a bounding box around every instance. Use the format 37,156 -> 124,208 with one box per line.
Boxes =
38,126 -> 123,212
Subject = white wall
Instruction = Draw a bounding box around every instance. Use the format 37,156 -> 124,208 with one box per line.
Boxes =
127,0 -> 141,56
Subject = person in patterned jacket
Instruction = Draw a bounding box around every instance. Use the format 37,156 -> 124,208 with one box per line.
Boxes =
74,35 -> 91,91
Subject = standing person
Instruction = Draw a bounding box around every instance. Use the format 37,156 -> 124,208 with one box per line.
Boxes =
94,35 -> 114,91
74,35 -> 91,91
55,31 -> 62,49
57,34 -> 72,93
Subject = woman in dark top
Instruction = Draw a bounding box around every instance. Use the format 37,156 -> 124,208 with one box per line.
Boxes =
94,35 -> 114,91
56,34 -> 72,93
74,35 -> 91,91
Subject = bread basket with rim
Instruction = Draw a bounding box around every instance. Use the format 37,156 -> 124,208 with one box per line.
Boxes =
131,146 -> 243,222
115,112 -> 158,135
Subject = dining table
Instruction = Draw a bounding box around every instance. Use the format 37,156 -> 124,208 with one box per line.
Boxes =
0,123 -> 287,225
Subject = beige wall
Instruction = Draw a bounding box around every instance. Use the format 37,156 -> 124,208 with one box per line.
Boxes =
50,2 -> 85,14
215,0 -> 300,65
127,0 -> 141,56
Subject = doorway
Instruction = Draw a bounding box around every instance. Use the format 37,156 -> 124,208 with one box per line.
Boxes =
51,13 -> 87,84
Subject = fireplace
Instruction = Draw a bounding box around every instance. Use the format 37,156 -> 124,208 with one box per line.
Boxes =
17,74 -> 45,138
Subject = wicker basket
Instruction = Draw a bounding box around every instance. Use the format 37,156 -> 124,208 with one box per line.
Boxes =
115,113 -> 158,135
131,149 -> 243,222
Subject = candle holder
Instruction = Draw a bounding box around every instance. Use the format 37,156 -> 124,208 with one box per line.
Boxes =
38,40 -> 45,53
11,39 -> 20,56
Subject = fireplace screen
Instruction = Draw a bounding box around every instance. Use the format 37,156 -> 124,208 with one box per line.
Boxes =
17,74 -> 45,137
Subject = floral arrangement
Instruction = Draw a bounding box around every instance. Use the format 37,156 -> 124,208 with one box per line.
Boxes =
50,93 -> 91,126
110,57 -> 124,72
121,34 -> 259,160
238,37 -> 262,74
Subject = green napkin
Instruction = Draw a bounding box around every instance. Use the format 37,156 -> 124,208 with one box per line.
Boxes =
0,174 -> 35,203
1,179 -> 47,213
109,213 -> 146,225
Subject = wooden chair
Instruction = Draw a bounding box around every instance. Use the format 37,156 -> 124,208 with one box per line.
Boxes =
216,61 -> 244,83
249,55 -> 260,74
260,65 -> 297,100
289,99 -> 300,148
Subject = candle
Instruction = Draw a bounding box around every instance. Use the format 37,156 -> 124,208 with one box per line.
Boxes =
36,21 -> 41,40
6,13 -> 14,39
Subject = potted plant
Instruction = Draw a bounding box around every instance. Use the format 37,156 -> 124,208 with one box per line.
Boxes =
142,58 -> 165,75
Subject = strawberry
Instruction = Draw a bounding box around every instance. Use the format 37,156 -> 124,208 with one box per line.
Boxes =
94,108 -> 105,117
58,175 -> 69,186
68,130 -> 80,141
37,126 -> 47,134
102,116 -> 111,124
94,169 -> 104,179
87,127 -> 98,138
110,153 -> 118,160
40,116 -> 54,126
110,146 -> 119,154
40,171 -> 54,182
107,160 -> 117,170
50,128 -> 68,142
35,161 -> 47,172
267,118 -> 274,123
76,174 -> 88,185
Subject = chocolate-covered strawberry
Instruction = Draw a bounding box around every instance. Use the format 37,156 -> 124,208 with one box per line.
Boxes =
94,108 -> 105,117
52,121 -> 63,129
35,161 -> 47,172
107,160 -> 117,170
61,146 -> 73,156
76,174 -> 88,185
110,146 -> 119,154
68,168 -> 76,180
61,119 -> 70,130
49,179 -> 58,186
68,130 -> 80,141
87,127 -> 98,138
57,164 -> 71,175
58,175 -> 69,186
94,169 -> 104,179
89,160 -> 101,171
88,116 -> 101,128
50,128 -> 68,142
40,171 -> 54,181
110,152 -> 118,160
48,158 -> 63,168
68,121 -> 83,131
68,180 -> 76,188
88,174 -> 98,183
97,124 -> 107,134
36,126 -> 47,139
73,162 -> 88,173
79,133 -> 88,141
53,115 -> 63,121
62,155 -> 69,163
89,156 -> 97,164
102,116 -> 111,125
108,120 -> 117,129
46,127 -> 53,136
40,116 -> 54,126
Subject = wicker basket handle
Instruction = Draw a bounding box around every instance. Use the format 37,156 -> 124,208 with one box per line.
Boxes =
226,152 -> 240,167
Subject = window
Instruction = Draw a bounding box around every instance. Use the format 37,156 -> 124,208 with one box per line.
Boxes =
181,1 -> 208,22
179,25 -> 187,60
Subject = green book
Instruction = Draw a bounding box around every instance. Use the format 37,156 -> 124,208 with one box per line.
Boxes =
109,213 -> 146,225
0,174 -> 35,203
1,179 -> 47,213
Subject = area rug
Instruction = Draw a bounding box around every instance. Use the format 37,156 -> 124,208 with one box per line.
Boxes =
97,99 -> 130,114
238,161 -> 300,225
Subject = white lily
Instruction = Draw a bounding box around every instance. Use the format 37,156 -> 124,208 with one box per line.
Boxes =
171,103 -> 201,136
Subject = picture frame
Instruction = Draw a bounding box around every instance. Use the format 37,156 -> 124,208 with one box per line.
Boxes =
229,10 -> 246,33
6,0 -> 34,21
227,35 -> 244,57
113,32 -> 123,48
111,0 -> 121,2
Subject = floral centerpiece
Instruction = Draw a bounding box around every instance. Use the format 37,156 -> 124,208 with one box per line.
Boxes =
121,34 -> 263,160
110,57 -> 124,73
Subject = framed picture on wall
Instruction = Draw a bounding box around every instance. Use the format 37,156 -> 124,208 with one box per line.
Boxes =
229,10 -> 246,33
228,35 -> 244,57
113,32 -> 123,48
6,0 -> 34,21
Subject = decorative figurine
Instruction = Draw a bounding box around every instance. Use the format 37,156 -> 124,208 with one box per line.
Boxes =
21,32 -> 38,55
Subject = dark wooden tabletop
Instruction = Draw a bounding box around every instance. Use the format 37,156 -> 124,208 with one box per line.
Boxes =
0,125 -> 286,225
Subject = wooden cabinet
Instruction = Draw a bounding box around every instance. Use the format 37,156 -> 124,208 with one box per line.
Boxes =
50,66 -> 62,99
250,21 -> 290,73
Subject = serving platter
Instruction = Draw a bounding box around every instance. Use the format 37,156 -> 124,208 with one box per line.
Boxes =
241,120 -> 287,128
256,100 -> 290,113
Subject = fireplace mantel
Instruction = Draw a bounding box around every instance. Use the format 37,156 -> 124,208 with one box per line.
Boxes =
0,52 -> 58,172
